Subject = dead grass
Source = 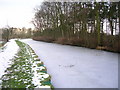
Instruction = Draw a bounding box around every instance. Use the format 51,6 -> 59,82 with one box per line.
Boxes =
54,38 -> 68,45
96,46 -> 108,50
33,36 -> 55,43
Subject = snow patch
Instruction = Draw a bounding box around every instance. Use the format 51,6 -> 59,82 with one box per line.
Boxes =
0,39 -> 19,79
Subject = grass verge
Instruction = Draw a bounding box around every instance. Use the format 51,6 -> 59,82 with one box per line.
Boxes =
0,40 -> 53,89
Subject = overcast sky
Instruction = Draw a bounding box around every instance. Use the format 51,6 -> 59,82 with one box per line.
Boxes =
0,0 -> 44,29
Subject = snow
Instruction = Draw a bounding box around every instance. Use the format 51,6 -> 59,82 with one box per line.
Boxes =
0,39 -> 118,88
22,43 -> 51,88
0,39 -> 19,80
0,40 -> 52,88
22,39 -> 118,88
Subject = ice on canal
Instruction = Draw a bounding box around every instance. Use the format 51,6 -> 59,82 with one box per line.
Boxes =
22,39 -> 118,88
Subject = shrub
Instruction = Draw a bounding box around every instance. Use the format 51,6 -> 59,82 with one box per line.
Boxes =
54,37 -> 68,44
67,37 -> 84,46
33,36 -> 55,43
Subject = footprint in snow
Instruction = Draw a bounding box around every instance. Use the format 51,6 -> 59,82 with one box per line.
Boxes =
59,65 -> 74,68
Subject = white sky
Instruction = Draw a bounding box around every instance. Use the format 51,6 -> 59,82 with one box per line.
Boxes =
0,0 -> 44,29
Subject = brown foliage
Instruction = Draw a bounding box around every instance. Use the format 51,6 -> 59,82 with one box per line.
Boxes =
67,38 -> 84,46
33,35 -> 120,53
96,46 -> 108,50
33,36 -> 55,43
54,38 -> 68,45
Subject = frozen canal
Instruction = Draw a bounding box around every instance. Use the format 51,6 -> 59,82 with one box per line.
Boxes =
22,39 -> 118,88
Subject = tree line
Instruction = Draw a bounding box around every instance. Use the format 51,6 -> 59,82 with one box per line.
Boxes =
1,27 -> 33,42
32,1 -> 120,52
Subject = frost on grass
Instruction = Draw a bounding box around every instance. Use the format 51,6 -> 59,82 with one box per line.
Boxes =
0,40 -> 53,88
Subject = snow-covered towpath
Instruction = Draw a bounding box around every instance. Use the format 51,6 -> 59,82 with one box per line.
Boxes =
22,39 -> 118,88
0,39 -> 19,78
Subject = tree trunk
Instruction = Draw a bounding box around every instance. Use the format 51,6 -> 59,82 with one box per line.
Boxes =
108,18 -> 114,35
95,3 -> 101,46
